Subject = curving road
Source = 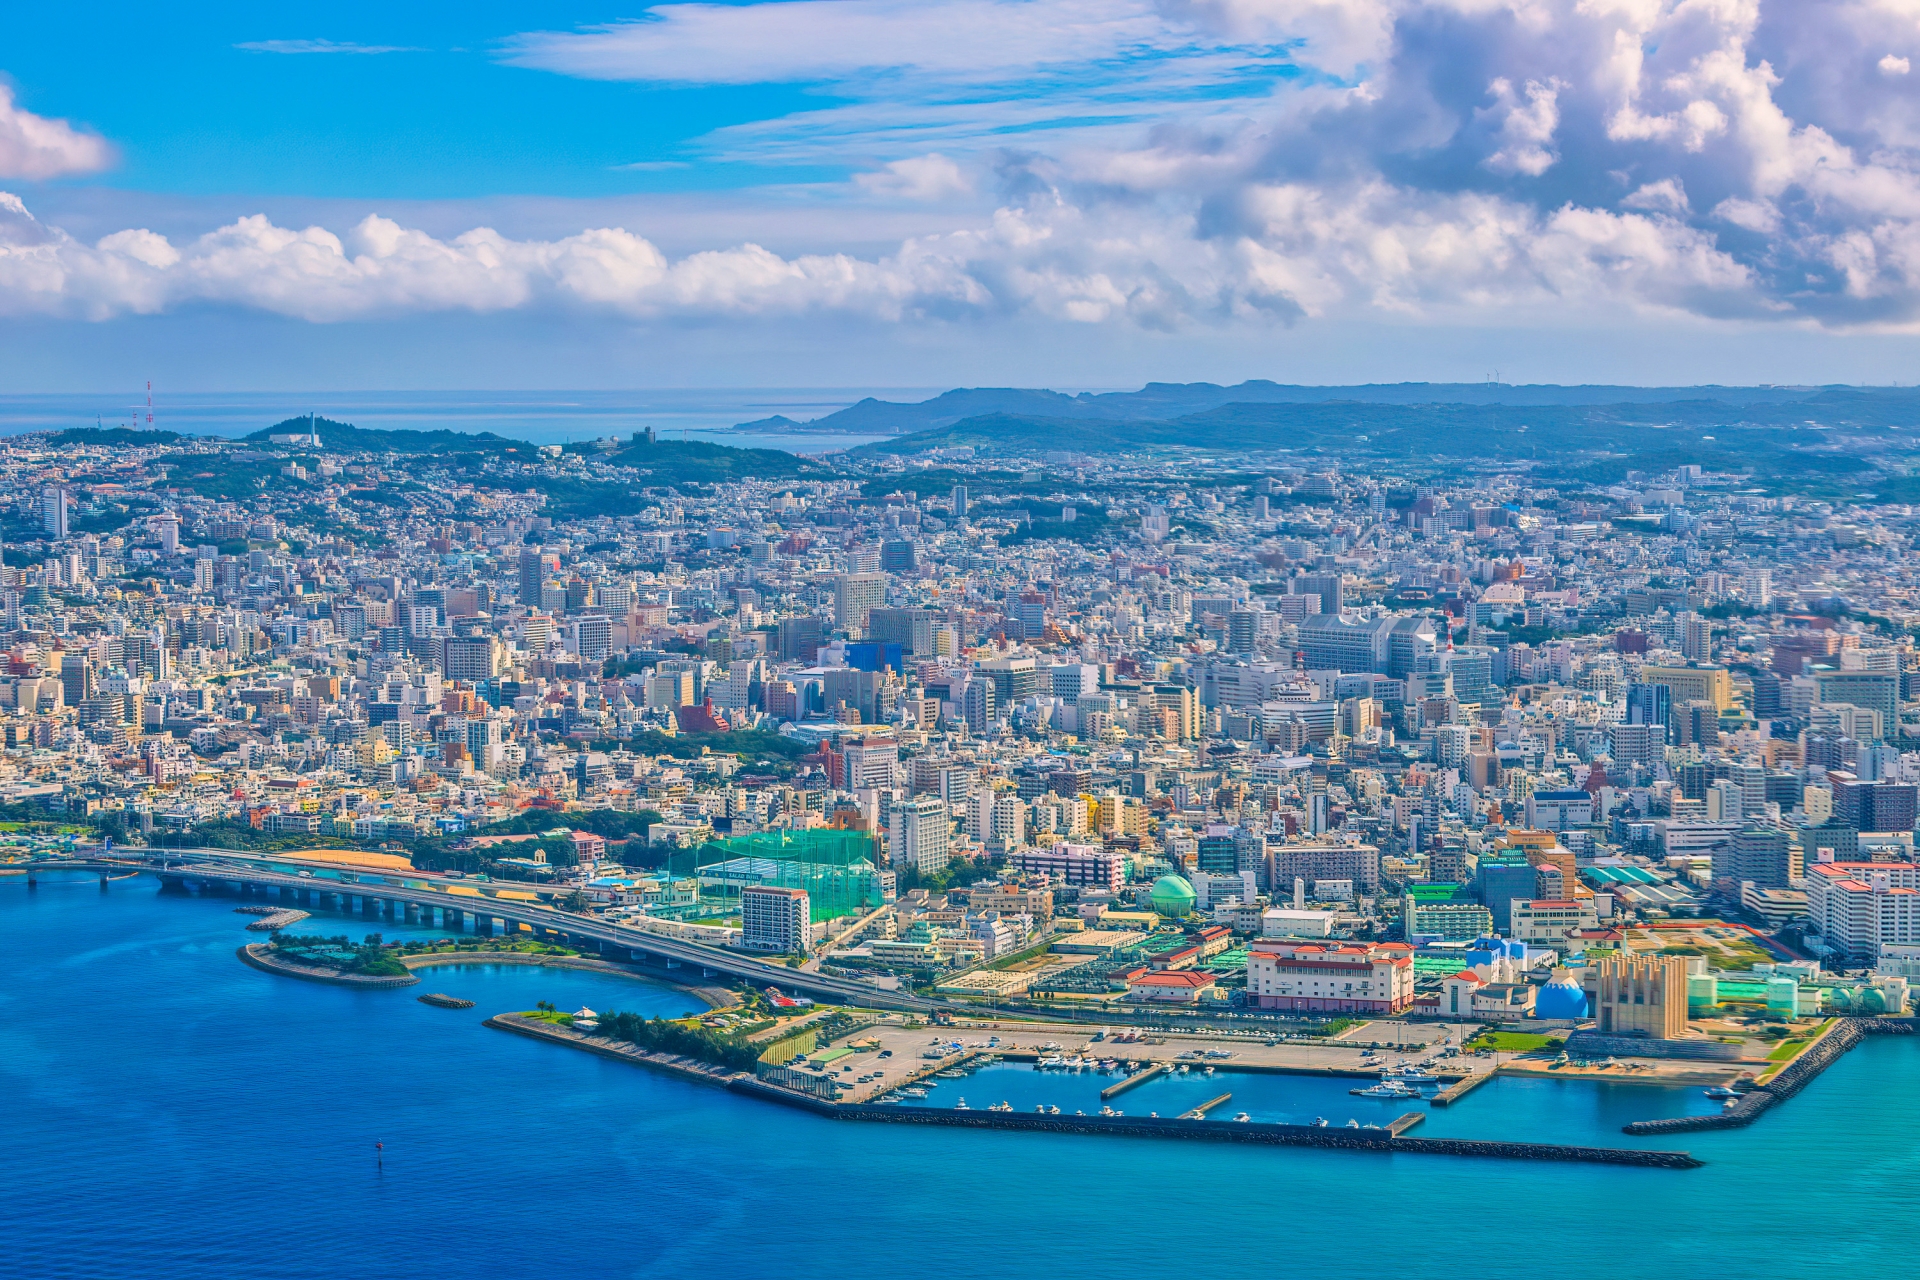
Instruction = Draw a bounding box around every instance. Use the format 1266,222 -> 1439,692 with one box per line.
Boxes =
32,847 -> 937,1012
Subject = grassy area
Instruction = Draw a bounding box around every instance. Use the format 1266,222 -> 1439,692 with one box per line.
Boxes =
1467,1030 -> 1560,1053
1766,1038 -> 1810,1062
1305,1017 -> 1364,1037
519,1010 -> 576,1026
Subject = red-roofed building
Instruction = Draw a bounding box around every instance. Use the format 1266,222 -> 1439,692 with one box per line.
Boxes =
1246,939 -> 1415,1013
1126,969 -> 1219,1003
1806,860 -> 1920,964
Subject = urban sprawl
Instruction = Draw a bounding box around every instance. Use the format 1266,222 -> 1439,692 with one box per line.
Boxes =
12,414 -> 1920,1044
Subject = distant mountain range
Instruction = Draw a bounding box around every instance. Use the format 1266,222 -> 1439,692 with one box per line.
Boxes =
739,380 -> 1895,438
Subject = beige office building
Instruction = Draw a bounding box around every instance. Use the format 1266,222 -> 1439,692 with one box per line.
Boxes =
1582,954 -> 1689,1039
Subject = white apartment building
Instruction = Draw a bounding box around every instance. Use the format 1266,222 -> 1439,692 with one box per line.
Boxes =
1245,940 -> 1415,1013
1805,861 -> 1920,964
889,796 -> 951,875
1510,898 -> 1600,945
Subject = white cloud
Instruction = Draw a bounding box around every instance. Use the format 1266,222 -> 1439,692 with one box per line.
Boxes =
1882,54 -> 1911,76
506,0 -> 1302,161
234,40 -> 425,55
26,1 -> 1920,332
854,154 -> 973,200
1481,77 -> 1564,177
0,85 -> 113,182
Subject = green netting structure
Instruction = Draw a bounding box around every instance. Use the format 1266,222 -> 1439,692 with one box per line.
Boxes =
672,829 -> 887,922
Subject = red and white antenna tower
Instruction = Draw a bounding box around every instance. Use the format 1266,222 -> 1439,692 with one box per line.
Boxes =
146,381 -> 154,430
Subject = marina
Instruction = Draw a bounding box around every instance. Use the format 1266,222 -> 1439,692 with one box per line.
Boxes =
11,873 -> 1920,1280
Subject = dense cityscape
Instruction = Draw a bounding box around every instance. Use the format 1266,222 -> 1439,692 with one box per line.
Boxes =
10,403 -> 1920,1043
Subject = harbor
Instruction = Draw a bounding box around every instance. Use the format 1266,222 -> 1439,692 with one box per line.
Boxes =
488,1010 -> 1706,1168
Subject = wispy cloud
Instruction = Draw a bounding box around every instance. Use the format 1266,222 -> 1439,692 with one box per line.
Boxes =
0,85 -> 114,181
503,0 -> 1307,161
235,39 -> 425,55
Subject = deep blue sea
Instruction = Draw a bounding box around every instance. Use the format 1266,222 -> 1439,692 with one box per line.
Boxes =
4,871 -> 1918,1280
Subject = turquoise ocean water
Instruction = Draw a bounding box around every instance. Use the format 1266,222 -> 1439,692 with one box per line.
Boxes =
3,872 -> 1917,1279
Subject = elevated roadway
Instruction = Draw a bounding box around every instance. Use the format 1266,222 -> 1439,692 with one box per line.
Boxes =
25,848 -> 935,1013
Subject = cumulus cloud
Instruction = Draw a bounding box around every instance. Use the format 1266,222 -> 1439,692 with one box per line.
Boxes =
854,154 -> 973,200
24,1 -> 1920,331
0,85 -> 113,181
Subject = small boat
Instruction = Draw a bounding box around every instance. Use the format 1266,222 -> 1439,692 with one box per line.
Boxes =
1232,1112 -> 1251,1123
1035,1104 -> 1048,1113
1311,1117 -> 1328,1128
1345,1119 -> 1360,1128
1704,1085 -> 1738,1100
954,1098 -> 969,1110
989,1101 -> 1013,1112
1386,1066 -> 1437,1081
1355,1081 -> 1418,1099
1362,1123 -> 1386,1131
1099,1106 -> 1116,1116
1203,1066 -> 1215,1077
901,1087 -> 929,1099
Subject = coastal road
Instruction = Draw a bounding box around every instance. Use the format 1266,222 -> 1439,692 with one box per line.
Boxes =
40,850 -> 939,1013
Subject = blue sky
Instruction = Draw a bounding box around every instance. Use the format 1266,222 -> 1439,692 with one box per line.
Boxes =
6,1 -> 1920,392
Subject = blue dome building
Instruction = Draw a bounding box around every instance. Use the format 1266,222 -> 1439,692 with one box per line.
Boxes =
1536,969 -> 1589,1020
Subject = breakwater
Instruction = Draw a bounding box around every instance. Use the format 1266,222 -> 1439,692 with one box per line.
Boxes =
236,943 -> 419,988
495,1014 -> 1699,1168
818,1100 -> 1700,1168
1624,1018 -> 1917,1135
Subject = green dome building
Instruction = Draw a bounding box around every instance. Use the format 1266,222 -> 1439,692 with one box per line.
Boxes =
1149,874 -> 1197,919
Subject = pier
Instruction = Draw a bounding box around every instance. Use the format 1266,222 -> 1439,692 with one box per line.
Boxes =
1180,1092 -> 1233,1119
1101,1063 -> 1169,1099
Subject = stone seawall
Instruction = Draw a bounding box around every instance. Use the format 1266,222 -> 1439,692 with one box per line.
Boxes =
237,944 -> 419,988
822,1103 -> 1700,1168
1566,1032 -> 1749,1062
486,1012 -> 1701,1168
1623,1018 -> 1916,1135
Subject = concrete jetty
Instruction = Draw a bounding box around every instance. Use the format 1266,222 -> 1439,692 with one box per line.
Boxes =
1101,1063 -> 1169,1099
1429,1069 -> 1496,1107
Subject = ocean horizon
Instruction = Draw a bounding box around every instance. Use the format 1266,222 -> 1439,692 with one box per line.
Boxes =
0,389 -> 948,453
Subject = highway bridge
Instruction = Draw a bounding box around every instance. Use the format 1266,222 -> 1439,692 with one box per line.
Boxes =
25,850 -> 935,1013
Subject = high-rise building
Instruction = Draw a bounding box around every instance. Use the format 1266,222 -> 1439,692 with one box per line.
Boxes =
60,653 -> 93,707
867,607 -> 936,656
889,796 -> 951,875
517,546 -> 558,605
834,573 -> 888,634
950,485 -> 968,518
1815,672 -> 1899,742
1293,573 -> 1344,615
741,885 -> 811,954
776,615 -> 824,663
40,487 -> 70,540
